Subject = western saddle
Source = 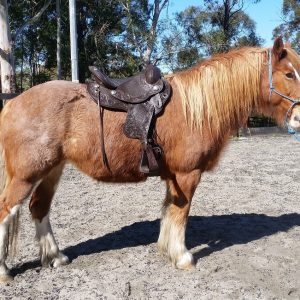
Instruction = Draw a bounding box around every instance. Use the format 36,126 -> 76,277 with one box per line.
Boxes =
87,64 -> 171,176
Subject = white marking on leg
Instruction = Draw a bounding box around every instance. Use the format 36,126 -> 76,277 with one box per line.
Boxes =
35,213 -> 69,267
0,205 -> 20,255
158,210 -> 194,270
0,204 -> 20,278
176,251 -> 194,269
0,180 -> 41,280
0,223 -> 9,276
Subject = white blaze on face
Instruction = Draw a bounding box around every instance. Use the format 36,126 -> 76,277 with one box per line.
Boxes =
288,63 -> 300,82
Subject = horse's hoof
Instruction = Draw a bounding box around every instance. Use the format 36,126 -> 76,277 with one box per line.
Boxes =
52,254 -> 70,268
0,274 -> 13,283
176,252 -> 195,270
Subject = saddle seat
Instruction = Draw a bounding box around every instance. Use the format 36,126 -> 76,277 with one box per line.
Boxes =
89,65 -> 164,104
87,64 -> 171,176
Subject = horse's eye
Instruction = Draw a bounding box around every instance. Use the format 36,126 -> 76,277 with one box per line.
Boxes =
286,72 -> 295,79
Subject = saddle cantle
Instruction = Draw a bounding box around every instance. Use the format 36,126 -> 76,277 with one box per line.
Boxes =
87,64 -> 171,176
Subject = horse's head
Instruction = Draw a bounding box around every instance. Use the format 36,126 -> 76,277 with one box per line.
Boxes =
261,37 -> 300,132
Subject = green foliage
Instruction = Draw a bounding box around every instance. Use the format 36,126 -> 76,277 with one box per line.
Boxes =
273,0 -> 300,53
179,0 -> 262,54
8,0 -> 171,88
7,0 -> 263,88
161,0 -> 262,71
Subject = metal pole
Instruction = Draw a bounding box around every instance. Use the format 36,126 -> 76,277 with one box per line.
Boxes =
69,0 -> 79,82
56,0 -> 62,79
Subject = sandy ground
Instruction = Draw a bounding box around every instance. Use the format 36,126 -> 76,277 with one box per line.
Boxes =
0,135 -> 299,299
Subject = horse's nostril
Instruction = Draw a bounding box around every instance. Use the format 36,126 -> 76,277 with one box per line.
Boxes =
294,115 -> 300,122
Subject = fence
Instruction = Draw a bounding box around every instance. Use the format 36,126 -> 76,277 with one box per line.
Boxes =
0,93 -> 19,109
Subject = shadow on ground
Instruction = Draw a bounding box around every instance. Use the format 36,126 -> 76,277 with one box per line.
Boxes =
12,213 -> 300,277
63,213 -> 300,262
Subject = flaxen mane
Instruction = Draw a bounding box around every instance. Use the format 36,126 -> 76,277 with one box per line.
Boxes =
170,48 -> 268,135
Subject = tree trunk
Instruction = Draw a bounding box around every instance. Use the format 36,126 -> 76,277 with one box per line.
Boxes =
20,35 -> 24,91
0,0 -> 14,100
222,0 -> 231,52
142,0 -> 169,66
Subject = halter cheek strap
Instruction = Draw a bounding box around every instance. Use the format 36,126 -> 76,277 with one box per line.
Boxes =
268,49 -> 300,138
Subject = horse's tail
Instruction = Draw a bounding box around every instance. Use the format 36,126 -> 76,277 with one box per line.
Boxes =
0,122 -> 19,258
0,141 -> 7,194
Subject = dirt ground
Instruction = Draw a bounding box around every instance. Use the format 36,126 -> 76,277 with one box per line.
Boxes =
0,135 -> 299,299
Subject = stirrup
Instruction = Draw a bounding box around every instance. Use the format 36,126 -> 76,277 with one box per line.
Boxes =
140,143 -> 162,176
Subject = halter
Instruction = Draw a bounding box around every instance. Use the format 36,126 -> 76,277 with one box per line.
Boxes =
268,49 -> 300,138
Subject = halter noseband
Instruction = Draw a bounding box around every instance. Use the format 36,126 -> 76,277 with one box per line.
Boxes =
268,49 -> 300,135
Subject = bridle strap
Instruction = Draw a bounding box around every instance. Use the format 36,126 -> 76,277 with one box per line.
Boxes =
268,49 -> 273,102
268,49 -> 300,104
268,49 -> 300,135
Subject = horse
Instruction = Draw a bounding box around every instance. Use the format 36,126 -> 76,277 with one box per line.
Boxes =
0,37 -> 300,282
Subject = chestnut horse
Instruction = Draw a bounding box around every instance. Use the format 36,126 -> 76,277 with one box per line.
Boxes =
0,38 -> 300,282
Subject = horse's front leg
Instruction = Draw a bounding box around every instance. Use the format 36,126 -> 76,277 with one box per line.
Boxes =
158,170 -> 201,270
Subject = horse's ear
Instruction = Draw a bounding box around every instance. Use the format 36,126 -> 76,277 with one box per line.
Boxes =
284,42 -> 292,48
272,37 -> 286,61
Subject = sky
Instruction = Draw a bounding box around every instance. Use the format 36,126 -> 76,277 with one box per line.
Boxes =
166,0 -> 284,47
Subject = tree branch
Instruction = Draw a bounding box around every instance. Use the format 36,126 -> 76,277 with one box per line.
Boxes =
120,0 -> 144,58
13,0 -> 52,41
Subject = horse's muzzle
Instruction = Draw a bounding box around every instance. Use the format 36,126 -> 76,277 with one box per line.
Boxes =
289,108 -> 300,130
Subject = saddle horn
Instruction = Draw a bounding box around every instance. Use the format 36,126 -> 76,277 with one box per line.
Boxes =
145,65 -> 161,84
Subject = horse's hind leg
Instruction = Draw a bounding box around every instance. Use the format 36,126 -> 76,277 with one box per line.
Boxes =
29,163 -> 69,268
158,170 -> 201,270
0,178 -> 40,282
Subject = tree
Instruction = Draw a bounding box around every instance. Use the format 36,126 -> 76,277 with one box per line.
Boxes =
7,0 -> 170,85
273,0 -> 300,53
6,0 -> 53,89
120,0 -> 169,67
162,0 -> 262,71
0,0 -> 14,95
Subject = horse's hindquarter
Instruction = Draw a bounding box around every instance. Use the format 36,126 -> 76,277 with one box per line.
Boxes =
0,82 -> 69,179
